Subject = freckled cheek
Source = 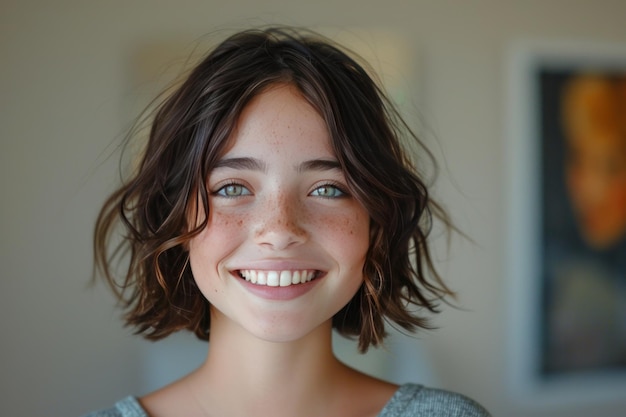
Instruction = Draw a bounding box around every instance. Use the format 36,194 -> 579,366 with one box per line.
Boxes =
188,209 -> 250,294
190,208 -> 249,265
311,208 -> 370,259
203,208 -> 250,240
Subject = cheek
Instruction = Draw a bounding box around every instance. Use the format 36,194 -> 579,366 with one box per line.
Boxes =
204,207 -> 248,237
188,209 -> 249,283
312,206 -> 370,262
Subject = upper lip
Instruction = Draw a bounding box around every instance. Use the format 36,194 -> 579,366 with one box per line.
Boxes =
227,259 -> 328,273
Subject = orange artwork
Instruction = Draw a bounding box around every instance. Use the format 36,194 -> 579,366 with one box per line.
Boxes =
539,69 -> 626,376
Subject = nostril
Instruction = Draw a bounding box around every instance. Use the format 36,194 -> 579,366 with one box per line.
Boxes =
253,219 -> 307,249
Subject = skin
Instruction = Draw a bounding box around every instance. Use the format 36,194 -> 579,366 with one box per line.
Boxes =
140,84 -> 398,417
562,75 -> 626,250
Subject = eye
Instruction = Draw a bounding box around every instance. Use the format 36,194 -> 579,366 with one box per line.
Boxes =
215,183 -> 252,197
310,184 -> 346,198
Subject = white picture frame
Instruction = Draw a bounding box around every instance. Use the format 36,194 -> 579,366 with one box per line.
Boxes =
505,40 -> 626,409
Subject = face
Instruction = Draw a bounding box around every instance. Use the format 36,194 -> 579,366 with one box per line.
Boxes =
563,76 -> 626,249
188,84 -> 370,343
565,133 -> 626,249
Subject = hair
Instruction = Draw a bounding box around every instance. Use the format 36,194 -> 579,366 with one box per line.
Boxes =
94,26 -> 455,352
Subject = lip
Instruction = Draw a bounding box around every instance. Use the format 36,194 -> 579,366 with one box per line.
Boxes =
230,268 -> 326,301
230,258 -> 326,271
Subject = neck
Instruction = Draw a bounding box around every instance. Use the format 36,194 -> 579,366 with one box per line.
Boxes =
187,311 -> 352,417
141,309 -> 398,417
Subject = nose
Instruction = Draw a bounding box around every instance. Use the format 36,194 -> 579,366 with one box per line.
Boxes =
253,192 -> 307,250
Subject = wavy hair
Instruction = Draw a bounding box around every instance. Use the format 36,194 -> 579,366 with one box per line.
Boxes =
94,27 -> 454,352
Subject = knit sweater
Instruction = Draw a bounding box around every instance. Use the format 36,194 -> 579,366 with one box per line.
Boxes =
82,383 -> 490,417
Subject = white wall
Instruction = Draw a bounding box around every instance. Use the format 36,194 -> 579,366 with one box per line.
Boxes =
2,1 -> 626,416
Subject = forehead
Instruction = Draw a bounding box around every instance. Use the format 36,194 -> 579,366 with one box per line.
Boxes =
224,84 -> 335,157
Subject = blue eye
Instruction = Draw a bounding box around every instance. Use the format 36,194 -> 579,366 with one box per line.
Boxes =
310,184 -> 346,198
215,184 -> 252,197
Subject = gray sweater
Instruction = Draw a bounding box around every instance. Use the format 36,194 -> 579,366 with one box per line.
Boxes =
82,384 -> 491,416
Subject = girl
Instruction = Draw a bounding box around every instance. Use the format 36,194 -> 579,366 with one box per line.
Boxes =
86,27 -> 490,417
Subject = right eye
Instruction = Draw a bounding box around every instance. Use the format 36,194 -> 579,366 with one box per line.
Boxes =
214,183 -> 252,197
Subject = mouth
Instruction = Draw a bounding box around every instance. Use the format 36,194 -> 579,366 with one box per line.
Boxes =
236,269 -> 322,287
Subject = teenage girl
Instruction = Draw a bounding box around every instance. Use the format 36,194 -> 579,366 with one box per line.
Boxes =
85,27 -> 491,417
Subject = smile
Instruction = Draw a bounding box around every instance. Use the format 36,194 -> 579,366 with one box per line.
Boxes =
237,270 -> 320,287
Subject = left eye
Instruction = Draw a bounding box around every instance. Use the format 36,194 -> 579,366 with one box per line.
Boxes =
310,184 -> 345,198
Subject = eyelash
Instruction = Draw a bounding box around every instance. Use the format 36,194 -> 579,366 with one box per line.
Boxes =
309,182 -> 348,199
212,181 -> 252,198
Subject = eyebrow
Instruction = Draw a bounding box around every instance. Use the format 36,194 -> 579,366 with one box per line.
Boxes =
296,158 -> 342,173
213,157 -> 341,173
213,157 -> 267,172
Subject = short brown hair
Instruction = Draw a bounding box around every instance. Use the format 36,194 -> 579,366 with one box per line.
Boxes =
94,27 -> 454,352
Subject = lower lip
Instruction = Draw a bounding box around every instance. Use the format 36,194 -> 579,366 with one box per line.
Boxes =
233,273 -> 323,301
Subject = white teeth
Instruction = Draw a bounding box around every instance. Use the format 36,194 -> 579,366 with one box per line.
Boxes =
279,271 -> 291,287
238,270 -> 317,287
267,271 -> 279,287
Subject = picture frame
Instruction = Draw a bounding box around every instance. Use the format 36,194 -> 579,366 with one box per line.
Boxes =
506,40 -> 626,408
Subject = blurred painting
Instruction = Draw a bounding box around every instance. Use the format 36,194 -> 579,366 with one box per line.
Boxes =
539,67 -> 626,377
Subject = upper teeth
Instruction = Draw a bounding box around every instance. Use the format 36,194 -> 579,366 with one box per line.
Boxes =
239,270 -> 317,287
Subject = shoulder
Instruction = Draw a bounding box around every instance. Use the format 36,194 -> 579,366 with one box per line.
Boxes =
380,383 -> 491,417
80,397 -> 148,417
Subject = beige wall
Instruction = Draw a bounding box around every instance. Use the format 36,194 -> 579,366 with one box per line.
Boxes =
2,1 -> 626,416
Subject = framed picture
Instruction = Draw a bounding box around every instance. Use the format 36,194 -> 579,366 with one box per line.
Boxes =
506,41 -> 626,407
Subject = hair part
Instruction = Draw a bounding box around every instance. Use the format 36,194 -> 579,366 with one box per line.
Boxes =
94,26 -> 455,352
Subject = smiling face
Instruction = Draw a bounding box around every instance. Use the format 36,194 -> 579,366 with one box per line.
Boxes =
188,84 -> 370,343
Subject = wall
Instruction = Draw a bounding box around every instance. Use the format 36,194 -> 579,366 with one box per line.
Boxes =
1,1 -> 625,416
